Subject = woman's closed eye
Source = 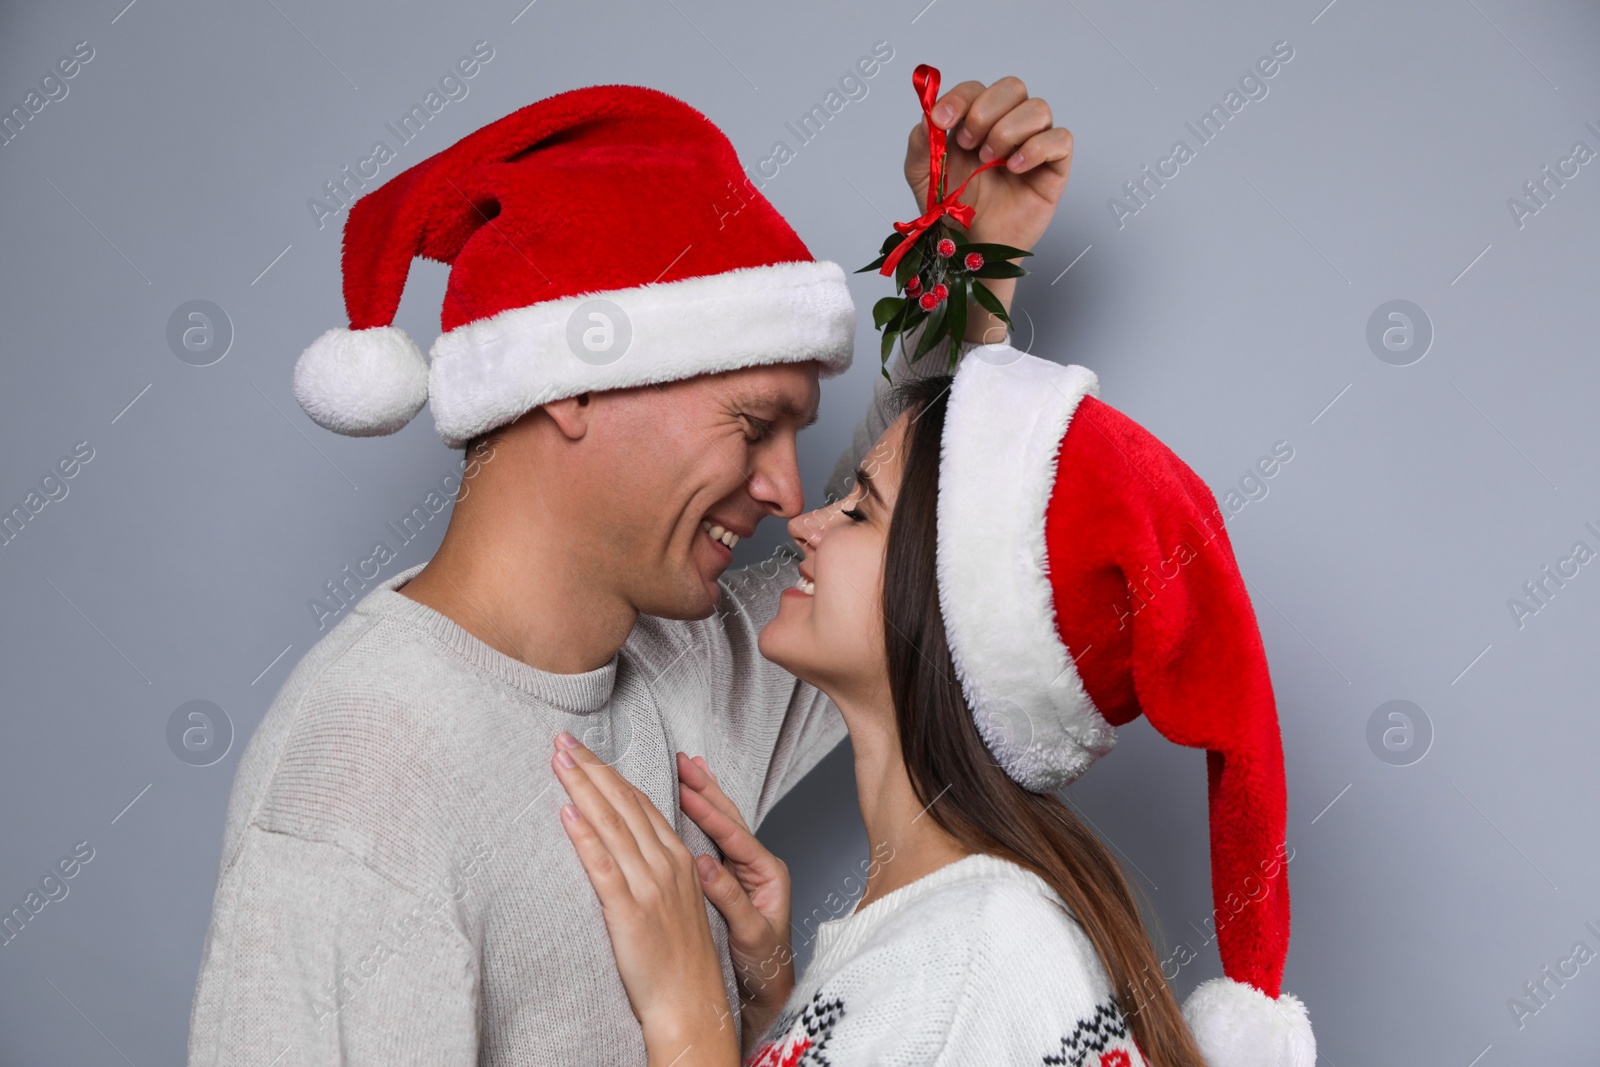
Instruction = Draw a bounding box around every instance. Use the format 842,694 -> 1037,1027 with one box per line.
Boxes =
842,505 -> 867,523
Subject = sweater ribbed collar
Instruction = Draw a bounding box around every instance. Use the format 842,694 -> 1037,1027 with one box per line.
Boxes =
809,852 -> 1064,967
354,562 -> 617,714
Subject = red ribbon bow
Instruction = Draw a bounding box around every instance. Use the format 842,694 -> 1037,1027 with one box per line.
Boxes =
879,63 -> 1008,277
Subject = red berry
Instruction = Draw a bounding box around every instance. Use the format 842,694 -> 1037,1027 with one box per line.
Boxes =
936,238 -> 957,257
964,252 -> 984,271
918,292 -> 938,310
905,275 -> 922,296
932,283 -> 949,301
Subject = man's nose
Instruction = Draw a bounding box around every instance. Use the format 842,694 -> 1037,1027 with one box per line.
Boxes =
749,440 -> 806,519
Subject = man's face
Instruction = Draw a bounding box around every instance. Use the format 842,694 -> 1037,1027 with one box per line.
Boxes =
580,360 -> 821,620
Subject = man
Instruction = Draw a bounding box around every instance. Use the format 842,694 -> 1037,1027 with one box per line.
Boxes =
188,71 -> 1071,1065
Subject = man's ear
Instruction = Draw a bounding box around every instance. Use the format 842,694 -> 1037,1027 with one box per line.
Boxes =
541,393 -> 593,440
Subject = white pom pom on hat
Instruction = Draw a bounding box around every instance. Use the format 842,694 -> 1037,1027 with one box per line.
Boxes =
293,326 -> 430,437
1182,977 -> 1316,1067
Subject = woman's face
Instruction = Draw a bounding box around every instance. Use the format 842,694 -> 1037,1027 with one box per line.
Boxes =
758,414 -> 910,701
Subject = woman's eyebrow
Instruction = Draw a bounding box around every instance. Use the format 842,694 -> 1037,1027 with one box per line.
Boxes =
851,466 -> 884,505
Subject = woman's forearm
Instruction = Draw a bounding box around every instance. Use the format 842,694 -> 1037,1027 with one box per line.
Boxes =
738,990 -> 790,1058
641,978 -> 791,1066
643,1005 -> 742,1067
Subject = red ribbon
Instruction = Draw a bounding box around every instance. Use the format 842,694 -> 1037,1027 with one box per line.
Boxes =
879,64 -> 1008,277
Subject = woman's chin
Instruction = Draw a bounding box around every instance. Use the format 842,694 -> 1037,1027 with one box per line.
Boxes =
758,616 -> 813,684
759,623 -> 866,713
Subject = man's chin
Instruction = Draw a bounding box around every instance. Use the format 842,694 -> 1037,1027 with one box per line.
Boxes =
694,562 -> 730,618
638,571 -> 724,622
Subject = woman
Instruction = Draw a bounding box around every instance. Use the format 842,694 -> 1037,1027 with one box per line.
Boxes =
549,344 -> 1315,1065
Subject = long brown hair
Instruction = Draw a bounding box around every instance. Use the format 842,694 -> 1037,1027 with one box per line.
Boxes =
881,374 -> 1205,1067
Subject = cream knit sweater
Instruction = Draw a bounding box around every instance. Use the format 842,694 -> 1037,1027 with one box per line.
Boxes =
744,853 -> 1145,1067
188,336 -> 975,1066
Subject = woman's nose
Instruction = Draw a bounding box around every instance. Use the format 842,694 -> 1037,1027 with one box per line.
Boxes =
786,505 -> 833,547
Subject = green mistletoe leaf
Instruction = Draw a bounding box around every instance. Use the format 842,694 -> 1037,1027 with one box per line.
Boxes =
960,242 -> 1034,261
971,281 -> 1013,328
872,296 -> 905,329
856,231 -> 909,274
894,240 -> 924,293
880,325 -> 900,376
900,303 -> 928,337
945,275 -> 968,357
912,300 -> 947,361
971,261 -> 1027,279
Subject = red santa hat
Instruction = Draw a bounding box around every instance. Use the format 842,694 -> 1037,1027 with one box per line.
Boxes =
293,84 -> 855,447
935,350 -> 1314,1065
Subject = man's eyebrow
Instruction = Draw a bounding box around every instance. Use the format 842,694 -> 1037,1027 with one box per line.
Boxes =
852,466 -> 883,505
744,390 -> 819,429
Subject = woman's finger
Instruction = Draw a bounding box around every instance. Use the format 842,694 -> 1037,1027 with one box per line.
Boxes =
929,79 -> 986,134
1006,126 -> 1073,179
680,779 -> 778,874
560,736 -> 690,874
694,753 -> 723,790
954,76 -> 1029,153
677,752 -> 749,831
558,801 -> 632,905
980,96 -> 1053,166
553,745 -> 656,890
621,774 -> 696,863
696,854 -> 781,960
560,737 -> 666,851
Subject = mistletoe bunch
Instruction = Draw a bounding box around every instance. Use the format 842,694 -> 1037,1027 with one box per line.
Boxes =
856,62 -> 1034,377
857,225 -> 1030,376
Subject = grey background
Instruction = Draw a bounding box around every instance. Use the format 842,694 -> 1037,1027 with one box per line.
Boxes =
2,0 -> 1597,1062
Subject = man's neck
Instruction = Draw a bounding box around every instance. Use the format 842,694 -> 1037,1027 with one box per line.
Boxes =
398,522 -> 639,675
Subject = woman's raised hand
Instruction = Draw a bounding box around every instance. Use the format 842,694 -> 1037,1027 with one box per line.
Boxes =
902,73 -> 1073,343
676,751 -> 795,1041
903,74 -> 1073,254
553,732 -> 738,1067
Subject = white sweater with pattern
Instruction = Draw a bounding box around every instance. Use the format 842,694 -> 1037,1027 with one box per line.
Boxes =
744,853 -> 1147,1067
